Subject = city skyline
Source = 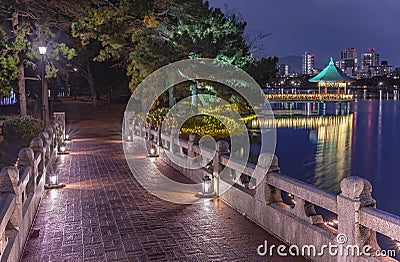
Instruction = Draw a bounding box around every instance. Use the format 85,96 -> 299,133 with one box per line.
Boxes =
207,0 -> 400,68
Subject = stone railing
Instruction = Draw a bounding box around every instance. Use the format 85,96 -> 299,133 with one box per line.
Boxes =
124,115 -> 400,262
0,112 -> 65,261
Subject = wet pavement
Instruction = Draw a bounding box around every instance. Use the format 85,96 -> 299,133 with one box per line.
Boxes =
21,101 -> 306,261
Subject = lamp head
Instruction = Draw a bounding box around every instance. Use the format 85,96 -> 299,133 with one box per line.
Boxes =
150,147 -> 156,155
39,46 -> 47,55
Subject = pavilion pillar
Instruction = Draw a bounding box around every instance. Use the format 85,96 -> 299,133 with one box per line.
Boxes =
324,83 -> 327,94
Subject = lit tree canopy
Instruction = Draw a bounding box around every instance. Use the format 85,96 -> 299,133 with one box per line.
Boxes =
0,0 -> 75,116
72,0 -> 254,91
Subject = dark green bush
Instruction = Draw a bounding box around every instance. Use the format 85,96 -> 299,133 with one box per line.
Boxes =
3,116 -> 43,146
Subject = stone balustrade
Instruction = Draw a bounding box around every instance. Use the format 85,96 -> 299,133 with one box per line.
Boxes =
125,115 -> 400,262
0,112 -> 65,261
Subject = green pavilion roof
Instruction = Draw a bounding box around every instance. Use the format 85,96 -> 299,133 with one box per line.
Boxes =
309,57 -> 355,83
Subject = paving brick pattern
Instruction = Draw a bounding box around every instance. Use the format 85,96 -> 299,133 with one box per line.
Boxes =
21,103 -> 306,262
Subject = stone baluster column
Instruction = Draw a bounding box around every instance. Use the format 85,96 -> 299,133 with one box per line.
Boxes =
54,121 -> 62,146
187,133 -> 197,158
132,117 -> 136,137
17,148 -> 35,194
170,128 -> 181,154
255,153 -> 283,204
337,176 -> 378,262
147,121 -> 155,142
39,131 -> 51,170
0,167 -> 21,231
50,123 -> 58,155
53,123 -> 59,150
45,126 -> 55,153
30,138 -> 45,176
213,140 -> 229,196
138,121 -> 143,138
145,121 -> 153,154
53,112 -> 66,140
125,111 -> 136,139
157,124 -> 162,147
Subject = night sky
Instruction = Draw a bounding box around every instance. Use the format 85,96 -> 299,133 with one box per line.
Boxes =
208,0 -> 400,68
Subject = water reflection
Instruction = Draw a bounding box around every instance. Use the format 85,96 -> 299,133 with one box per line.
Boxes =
250,114 -> 354,193
252,95 -> 400,259
252,98 -> 400,217
313,114 -> 353,192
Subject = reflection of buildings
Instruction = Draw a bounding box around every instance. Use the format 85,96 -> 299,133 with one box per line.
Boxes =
251,114 -> 353,193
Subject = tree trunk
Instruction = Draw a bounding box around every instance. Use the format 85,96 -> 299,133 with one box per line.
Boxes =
86,64 -> 97,108
168,87 -> 174,108
18,62 -> 27,117
12,7 -> 27,117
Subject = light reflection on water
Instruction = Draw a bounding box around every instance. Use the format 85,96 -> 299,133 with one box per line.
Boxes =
312,113 -> 353,193
250,99 -> 400,217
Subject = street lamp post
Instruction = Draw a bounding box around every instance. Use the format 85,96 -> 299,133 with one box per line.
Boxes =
39,46 -> 49,127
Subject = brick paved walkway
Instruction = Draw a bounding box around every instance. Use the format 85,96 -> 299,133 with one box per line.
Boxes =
21,102 -> 306,262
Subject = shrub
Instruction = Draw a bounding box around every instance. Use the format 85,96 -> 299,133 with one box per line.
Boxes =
3,116 -> 43,146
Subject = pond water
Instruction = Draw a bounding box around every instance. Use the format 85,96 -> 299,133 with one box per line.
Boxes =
248,92 -> 400,258
250,93 -> 400,215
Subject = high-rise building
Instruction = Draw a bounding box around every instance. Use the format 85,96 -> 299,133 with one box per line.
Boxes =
361,48 -> 380,72
369,61 -> 393,77
302,52 -> 315,75
278,64 -> 289,77
339,47 -> 358,76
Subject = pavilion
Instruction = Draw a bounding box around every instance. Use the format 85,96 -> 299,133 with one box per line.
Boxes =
309,57 -> 355,94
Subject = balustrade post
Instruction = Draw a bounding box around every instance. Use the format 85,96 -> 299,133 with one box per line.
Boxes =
140,121 -> 145,138
50,123 -> 59,156
30,138 -> 45,176
53,112 -> 65,140
123,111 -> 135,140
132,117 -> 136,137
337,176 -> 378,262
213,140 -> 229,196
170,128 -> 181,154
54,121 -> 62,145
39,131 -> 51,170
187,133 -> 197,158
138,121 -> 143,137
157,124 -> 162,148
255,153 -> 283,204
45,125 -> 55,152
0,167 -> 21,231
17,148 -> 35,194
17,148 -> 35,170
147,121 -> 155,142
